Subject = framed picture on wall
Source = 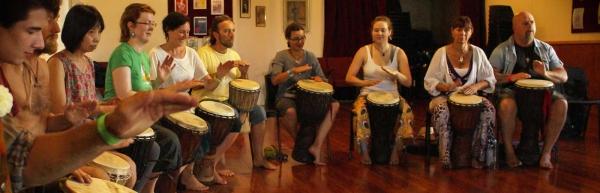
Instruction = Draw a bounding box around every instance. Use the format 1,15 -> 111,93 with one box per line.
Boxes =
194,16 -> 208,35
240,0 -> 251,18
256,6 -> 266,27
211,0 -> 224,15
175,0 -> 188,16
193,0 -> 206,10
283,0 -> 309,31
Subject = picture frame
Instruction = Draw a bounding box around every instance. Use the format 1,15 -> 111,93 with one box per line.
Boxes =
211,0 -> 224,15
193,16 -> 208,35
193,0 -> 206,10
283,0 -> 309,31
175,0 -> 188,16
256,6 -> 266,27
240,0 -> 251,18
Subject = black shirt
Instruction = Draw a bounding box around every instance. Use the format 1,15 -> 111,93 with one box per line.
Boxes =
514,43 -> 542,78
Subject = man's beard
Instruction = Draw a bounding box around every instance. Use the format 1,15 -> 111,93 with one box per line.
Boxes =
41,38 -> 58,54
220,39 -> 233,48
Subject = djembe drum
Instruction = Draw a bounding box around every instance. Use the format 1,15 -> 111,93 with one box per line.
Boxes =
61,177 -> 135,193
88,152 -> 131,185
117,128 -> 155,181
162,111 -> 209,164
292,79 -> 333,163
448,93 -> 483,168
365,91 -> 401,164
514,79 -> 554,166
229,79 -> 261,112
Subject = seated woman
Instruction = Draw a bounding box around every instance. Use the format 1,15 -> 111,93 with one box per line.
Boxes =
345,16 -> 414,165
47,4 -> 137,188
423,16 -> 497,169
148,12 -> 211,191
270,23 -> 339,165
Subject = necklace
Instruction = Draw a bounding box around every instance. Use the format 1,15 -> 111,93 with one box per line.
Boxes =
288,49 -> 304,63
455,45 -> 469,64
373,44 -> 389,57
23,59 -> 41,88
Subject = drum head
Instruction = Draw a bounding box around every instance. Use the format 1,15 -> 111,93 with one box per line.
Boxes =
64,177 -> 135,193
366,91 -> 399,105
297,79 -> 333,93
197,100 -> 236,117
449,92 -> 482,105
515,79 -> 554,88
230,79 -> 260,90
91,152 -> 130,172
137,128 -> 155,137
167,111 -> 209,134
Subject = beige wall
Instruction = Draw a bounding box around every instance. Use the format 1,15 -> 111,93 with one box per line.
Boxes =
486,0 -> 600,42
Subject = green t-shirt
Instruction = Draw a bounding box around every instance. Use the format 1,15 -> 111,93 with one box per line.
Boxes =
104,42 -> 152,100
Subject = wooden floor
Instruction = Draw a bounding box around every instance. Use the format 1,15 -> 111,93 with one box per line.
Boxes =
182,101 -> 600,193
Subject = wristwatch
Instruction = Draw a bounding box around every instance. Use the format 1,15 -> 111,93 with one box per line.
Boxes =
286,70 -> 295,78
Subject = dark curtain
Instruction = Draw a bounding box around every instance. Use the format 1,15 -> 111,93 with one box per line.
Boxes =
323,0 -> 386,57
459,0 -> 486,48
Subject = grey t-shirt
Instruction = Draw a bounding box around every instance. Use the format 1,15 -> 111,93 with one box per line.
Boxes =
270,50 -> 327,98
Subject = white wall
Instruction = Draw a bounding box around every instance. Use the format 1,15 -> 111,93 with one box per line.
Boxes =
61,0 -> 325,104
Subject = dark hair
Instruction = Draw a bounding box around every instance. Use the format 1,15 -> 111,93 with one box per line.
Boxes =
209,15 -> 233,45
284,23 -> 304,48
451,16 -> 473,30
0,0 -> 61,28
162,12 -> 189,39
371,15 -> 393,31
62,4 -> 104,52
119,3 -> 155,42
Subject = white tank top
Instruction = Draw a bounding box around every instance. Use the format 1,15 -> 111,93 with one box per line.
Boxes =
360,45 -> 399,95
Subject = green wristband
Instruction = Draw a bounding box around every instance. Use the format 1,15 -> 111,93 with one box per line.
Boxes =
97,113 -> 121,145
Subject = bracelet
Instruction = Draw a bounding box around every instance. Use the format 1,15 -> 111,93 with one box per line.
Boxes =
286,70 -> 295,78
96,113 -> 121,145
507,74 -> 514,82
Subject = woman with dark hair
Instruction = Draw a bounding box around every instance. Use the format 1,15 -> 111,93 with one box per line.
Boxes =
424,16 -> 497,169
345,16 -> 414,165
148,11 -> 210,191
47,4 -> 139,188
270,22 -> 339,165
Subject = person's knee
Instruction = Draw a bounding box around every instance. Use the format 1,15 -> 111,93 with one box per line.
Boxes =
499,98 -> 517,114
553,98 -> 568,113
331,101 -> 340,112
285,107 -> 297,118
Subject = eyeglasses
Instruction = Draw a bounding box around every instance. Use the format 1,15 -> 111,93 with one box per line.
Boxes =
289,36 -> 306,41
135,21 -> 157,27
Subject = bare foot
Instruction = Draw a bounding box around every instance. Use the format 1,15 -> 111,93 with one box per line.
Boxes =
181,173 -> 209,191
217,169 -> 235,177
309,146 -> 326,166
472,159 -> 483,169
254,161 -> 278,170
213,169 -> 228,185
505,152 -> 522,168
539,153 -> 553,169
361,155 -> 372,165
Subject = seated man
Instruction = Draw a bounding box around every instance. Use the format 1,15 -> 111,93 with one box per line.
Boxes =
489,11 -> 568,169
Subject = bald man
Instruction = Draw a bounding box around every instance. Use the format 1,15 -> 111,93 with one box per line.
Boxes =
489,11 -> 568,169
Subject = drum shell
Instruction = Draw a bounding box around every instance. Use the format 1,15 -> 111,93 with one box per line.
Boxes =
514,85 -> 553,165
117,132 -> 156,181
448,100 -> 482,168
195,103 -> 238,155
228,84 -> 260,112
160,117 -> 208,164
291,87 -> 332,163
366,100 -> 401,164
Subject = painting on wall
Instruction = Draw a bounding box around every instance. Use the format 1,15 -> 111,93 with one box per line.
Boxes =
175,0 -> 188,16
193,0 -> 206,10
256,6 -> 266,27
211,0 -> 224,15
194,16 -> 208,35
240,0 -> 251,18
283,0 -> 309,31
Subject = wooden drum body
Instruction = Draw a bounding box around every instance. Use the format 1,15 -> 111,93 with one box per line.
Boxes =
117,128 -> 155,180
514,79 -> 554,165
162,111 -> 209,164
292,79 -> 333,163
448,93 -> 483,168
365,91 -> 401,164
194,100 -> 238,155
229,79 -> 261,112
